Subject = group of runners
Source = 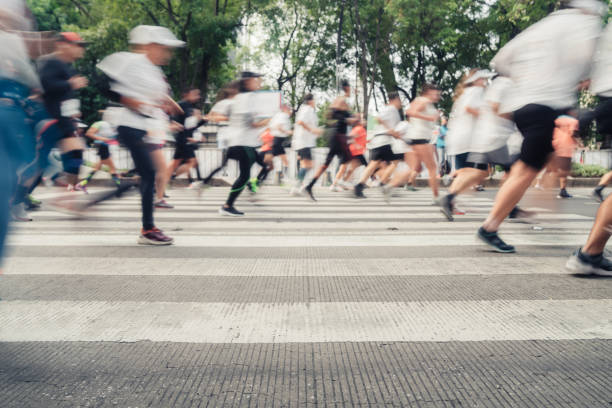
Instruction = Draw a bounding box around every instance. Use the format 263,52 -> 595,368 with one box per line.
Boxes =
1,0 -> 611,277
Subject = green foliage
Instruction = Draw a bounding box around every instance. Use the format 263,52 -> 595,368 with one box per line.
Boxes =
571,163 -> 608,178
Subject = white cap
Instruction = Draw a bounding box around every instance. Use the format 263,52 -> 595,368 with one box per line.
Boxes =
569,0 -> 607,16
128,25 -> 186,47
465,69 -> 494,84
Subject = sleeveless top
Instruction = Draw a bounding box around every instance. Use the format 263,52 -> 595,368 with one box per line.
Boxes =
410,97 -> 436,142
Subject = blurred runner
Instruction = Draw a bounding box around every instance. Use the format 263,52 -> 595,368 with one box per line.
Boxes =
291,93 -> 321,196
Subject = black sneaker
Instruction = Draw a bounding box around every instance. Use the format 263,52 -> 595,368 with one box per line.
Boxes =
354,183 -> 366,199
566,248 -> 612,276
219,206 -> 244,217
592,187 -> 605,203
305,185 -> 317,202
557,188 -> 572,199
477,227 -> 515,253
439,194 -> 454,221
508,206 -> 536,223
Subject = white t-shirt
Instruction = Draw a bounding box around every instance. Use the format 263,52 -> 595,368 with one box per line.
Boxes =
591,24 -> 612,98
409,97 -> 437,142
369,105 -> 401,149
226,92 -> 261,147
269,111 -> 292,138
507,131 -> 524,156
446,86 -> 485,156
470,77 -> 519,153
292,104 -> 318,150
210,98 -> 233,149
491,9 -> 601,113
392,121 -> 411,154
90,121 -> 116,144
97,52 -> 170,134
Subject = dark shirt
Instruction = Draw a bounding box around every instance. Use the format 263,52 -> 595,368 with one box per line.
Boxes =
331,109 -> 351,135
174,100 -> 204,147
38,56 -> 79,136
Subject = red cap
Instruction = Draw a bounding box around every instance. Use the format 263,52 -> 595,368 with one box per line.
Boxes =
58,32 -> 89,46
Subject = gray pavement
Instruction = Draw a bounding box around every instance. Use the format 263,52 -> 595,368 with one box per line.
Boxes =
0,185 -> 611,407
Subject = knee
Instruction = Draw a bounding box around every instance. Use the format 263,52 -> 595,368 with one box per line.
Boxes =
61,150 -> 83,175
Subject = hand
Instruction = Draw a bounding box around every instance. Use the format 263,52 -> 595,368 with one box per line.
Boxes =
389,130 -> 400,139
169,121 -> 184,132
315,128 -> 324,136
69,75 -> 88,90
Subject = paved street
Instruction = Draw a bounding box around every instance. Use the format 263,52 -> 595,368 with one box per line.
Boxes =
0,185 -> 610,407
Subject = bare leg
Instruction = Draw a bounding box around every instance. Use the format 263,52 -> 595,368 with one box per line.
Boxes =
582,194 -> 612,255
150,149 -> 167,201
380,161 -> 399,184
414,144 -> 439,198
343,159 -> 361,182
482,160 -> 539,232
357,160 -> 382,185
597,170 -> 612,187
334,163 -> 348,185
448,168 -> 488,195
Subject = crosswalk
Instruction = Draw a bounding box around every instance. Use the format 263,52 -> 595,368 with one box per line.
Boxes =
1,185 -> 610,407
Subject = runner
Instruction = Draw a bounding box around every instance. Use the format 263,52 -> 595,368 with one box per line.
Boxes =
304,96 -> 357,201
382,84 -> 442,203
269,103 -> 292,184
0,1 -> 41,267
588,22 -> 612,203
37,32 -> 89,192
219,71 -> 271,216
77,117 -> 121,191
167,87 -> 204,190
353,92 -> 402,198
291,93 -> 321,195
200,81 -> 239,186
94,24 -> 185,245
331,114 -> 368,191
476,1 -> 603,253
440,75 -> 516,221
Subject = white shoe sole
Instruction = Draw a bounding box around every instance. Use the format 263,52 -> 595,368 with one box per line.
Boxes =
137,236 -> 174,246
565,256 -> 612,276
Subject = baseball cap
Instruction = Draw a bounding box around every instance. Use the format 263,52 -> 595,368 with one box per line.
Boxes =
128,25 -> 186,47
568,0 -> 607,16
57,32 -> 89,46
240,71 -> 262,79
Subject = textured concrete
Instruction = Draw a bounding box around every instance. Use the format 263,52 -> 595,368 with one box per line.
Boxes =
1,186 -> 610,407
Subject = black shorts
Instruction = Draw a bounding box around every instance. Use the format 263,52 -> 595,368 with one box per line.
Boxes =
392,153 -> 404,161
409,139 -> 430,145
325,134 -> 351,166
370,144 -> 395,162
272,137 -> 286,156
297,147 -> 313,161
352,154 -> 367,167
173,144 -> 196,160
514,104 -> 559,170
96,143 -> 110,160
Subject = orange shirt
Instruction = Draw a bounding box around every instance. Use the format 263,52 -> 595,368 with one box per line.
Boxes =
260,129 -> 274,152
552,116 -> 578,158
349,125 -> 367,156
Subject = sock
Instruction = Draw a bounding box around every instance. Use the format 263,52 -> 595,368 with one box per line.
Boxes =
83,170 -> 96,185
195,166 -> 202,181
298,168 -> 307,181
447,193 -> 456,202
595,185 -> 605,193
307,176 -> 318,189
111,173 -> 120,186
579,248 -> 603,263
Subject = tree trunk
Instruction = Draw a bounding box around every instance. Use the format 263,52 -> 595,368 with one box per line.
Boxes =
336,0 -> 346,92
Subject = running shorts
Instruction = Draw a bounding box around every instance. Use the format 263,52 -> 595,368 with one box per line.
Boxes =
408,139 -> 430,145
392,153 -> 404,161
173,144 -> 196,160
514,104 -> 559,170
370,144 -> 395,162
325,134 -> 351,166
556,156 -> 572,172
272,137 -> 286,156
467,146 -> 512,169
352,154 -> 367,167
97,143 -> 111,160
454,152 -> 470,170
297,147 -> 313,161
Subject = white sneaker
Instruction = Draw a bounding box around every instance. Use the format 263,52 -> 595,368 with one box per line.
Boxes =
186,182 -> 196,190
329,184 -> 342,192
11,203 -> 32,222
290,187 -> 302,196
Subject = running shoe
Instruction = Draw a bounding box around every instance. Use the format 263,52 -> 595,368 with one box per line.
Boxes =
453,208 -> 466,216
186,182 -> 196,190
154,200 -> 174,209
329,184 -> 342,192
11,203 -> 32,222
557,188 -> 572,199
290,187 -> 303,197
304,185 -> 317,202
138,227 -> 174,245
26,195 -> 42,210
405,185 -> 418,192
477,227 -> 515,253
592,187 -> 605,203
566,248 -> 612,276
508,207 -> 536,222
74,183 -> 88,194
439,194 -> 454,221
219,206 -> 245,217
474,184 -> 485,192
248,178 -> 259,194
354,183 -> 366,199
